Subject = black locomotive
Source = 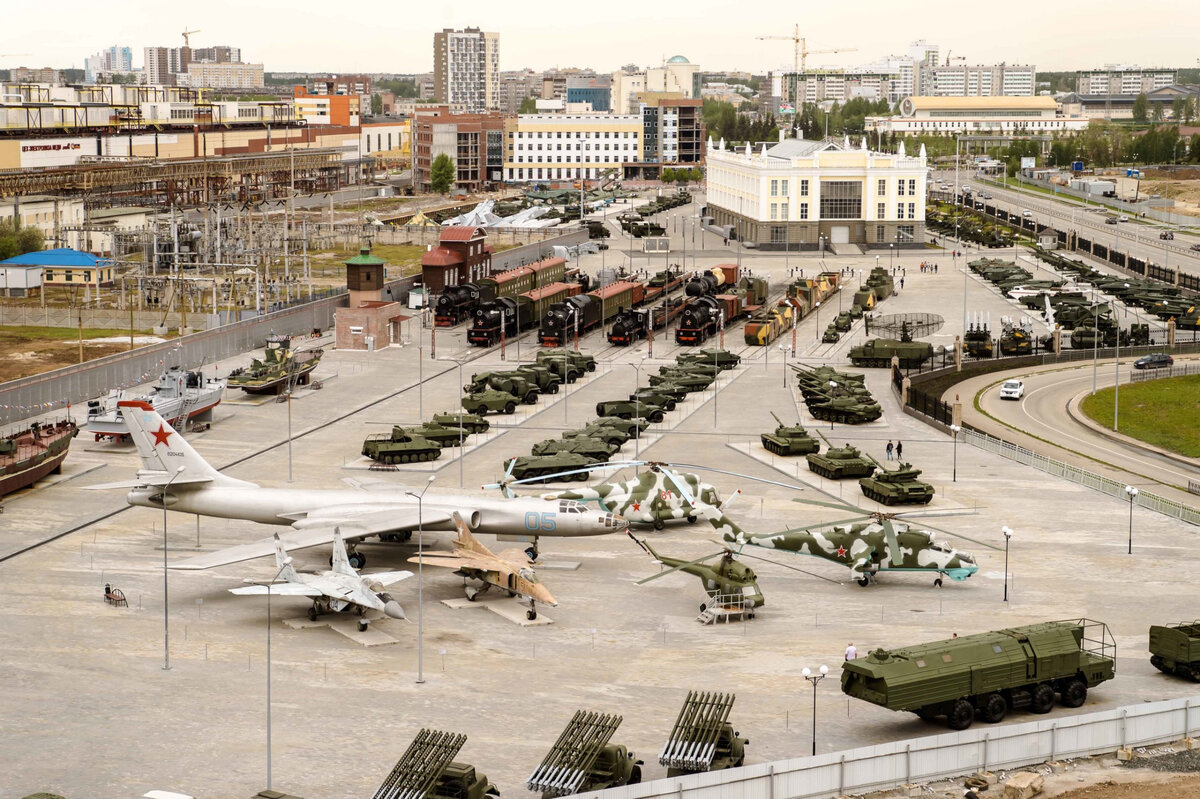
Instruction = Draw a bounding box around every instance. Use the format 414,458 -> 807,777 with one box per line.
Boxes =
435,283 -> 482,326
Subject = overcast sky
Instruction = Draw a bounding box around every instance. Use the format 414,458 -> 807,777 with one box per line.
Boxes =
9,0 -> 1200,75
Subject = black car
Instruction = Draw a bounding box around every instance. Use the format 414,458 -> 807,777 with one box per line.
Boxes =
1160,231 -> 1175,240
1134,353 -> 1174,370
1191,244 -> 1200,252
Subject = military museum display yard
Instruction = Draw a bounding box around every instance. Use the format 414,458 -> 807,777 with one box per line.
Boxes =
2,242 -> 1200,799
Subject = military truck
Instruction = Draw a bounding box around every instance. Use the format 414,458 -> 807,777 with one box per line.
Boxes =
528,711 -> 643,798
516,363 -> 563,394
848,338 -> 934,368
432,411 -> 490,434
464,371 -> 540,404
842,619 -> 1116,730
859,459 -> 934,505
761,412 -> 819,456
1149,622 -> 1200,681
361,429 -> 443,464
537,349 -> 597,382
531,436 -> 620,460
660,692 -> 747,777
595,399 -> 666,423
461,389 -> 520,415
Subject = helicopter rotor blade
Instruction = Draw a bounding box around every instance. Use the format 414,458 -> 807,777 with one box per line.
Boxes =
881,517 -> 903,565
909,520 -> 1003,551
791,496 -> 867,513
731,548 -> 845,585
656,464 -> 698,509
636,550 -> 731,585
775,515 -> 873,534
481,460 -> 645,493
659,462 -> 810,493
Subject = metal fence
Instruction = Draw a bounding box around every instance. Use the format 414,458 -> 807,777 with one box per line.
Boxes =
586,695 -> 1200,799
1130,361 -> 1200,383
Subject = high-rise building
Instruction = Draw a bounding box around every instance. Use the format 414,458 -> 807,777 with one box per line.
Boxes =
611,57 -> 700,114
84,45 -> 133,82
775,70 -> 897,106
414,105 -> 506,191
1076,66 -> 1176,95
919,63 -> 1036,97
433,27 -> 499,113
185,62 -> 264,90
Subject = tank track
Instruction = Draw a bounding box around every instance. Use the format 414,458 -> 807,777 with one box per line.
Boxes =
371,449 -> 442,465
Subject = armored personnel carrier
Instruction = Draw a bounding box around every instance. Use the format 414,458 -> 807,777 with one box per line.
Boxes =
361,429 -> 442,464
506,452 -> 597,482
630,387 -> 679,412
379,422 -> 471,448
833,312 -> 853,332
761,412 -> 820,456
848,338 -> 934,368
806,438 -> 876,479
841,619 -> 1116,729
564,416 -> 649,444
432,411 -> 489,434
859,460 -> 934,505
461,389 -> 520,416
647,370 -> 715,392
822,324 -> 841,343
595,399 -> 666,423
531,436 -> 620,460
1149,622 -> 1200,681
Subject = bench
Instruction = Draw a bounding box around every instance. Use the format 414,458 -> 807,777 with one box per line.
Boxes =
104,587 -> 128,607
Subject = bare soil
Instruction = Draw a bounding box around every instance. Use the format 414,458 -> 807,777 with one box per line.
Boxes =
1048,774 -> 1200,798
0,333 -> 138,383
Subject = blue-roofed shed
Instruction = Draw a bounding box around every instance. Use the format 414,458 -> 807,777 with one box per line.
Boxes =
1,248 -> 116,288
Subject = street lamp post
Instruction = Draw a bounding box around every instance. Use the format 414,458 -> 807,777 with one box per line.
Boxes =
627,361 -> 642,461
1125,485 -> 1139,554
265,554 -> 292,790
813,301 -> 822,342
779,344 -> 788,387
1114,292 -> 1125,432
1001,526 -> 1013,602
801,665 -> 829,756
162,464 -> 186,670
889,242 -> 895,270
406,475 -> 437,684
1091,288 -> 1099,395
950,424 -> 961,482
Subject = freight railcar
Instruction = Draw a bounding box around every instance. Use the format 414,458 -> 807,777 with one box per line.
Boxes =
744,302 -> 796,346
476,256 -> 568,301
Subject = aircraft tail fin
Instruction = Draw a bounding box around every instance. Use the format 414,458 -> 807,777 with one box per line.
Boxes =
120,401 -> 253,488
272,533 -> 298,581
693,499 -> 749,545
330,527 -> 356,576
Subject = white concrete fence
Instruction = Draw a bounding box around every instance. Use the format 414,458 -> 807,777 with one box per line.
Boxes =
585,695 -> 1200,799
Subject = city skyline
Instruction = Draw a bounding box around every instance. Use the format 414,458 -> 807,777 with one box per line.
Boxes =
3,0 -> 1199,77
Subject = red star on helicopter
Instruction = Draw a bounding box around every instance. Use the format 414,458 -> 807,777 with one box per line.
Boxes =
631,502 -> 641,512
836,545 -> 848,559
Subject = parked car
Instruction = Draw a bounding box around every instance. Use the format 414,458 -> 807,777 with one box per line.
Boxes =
1105,217 -> 1119,225
1022,210 -> 1033,217
1134,353 -> 1174,370
1117,215 -> 1129,222
1160,231 -> 1175,240
1190,244 -> 1200,252
999,380 -> 1026,401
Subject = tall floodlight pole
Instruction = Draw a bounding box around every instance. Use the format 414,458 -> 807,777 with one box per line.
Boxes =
801,665 -> 829,756
406,474 -> 437,684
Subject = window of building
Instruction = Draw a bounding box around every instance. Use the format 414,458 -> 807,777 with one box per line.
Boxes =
899,224 -> 915,242
781,202 -> 788,218
907,202 -> 915,219
897,180 -> 905,197
770,203 -> 778,221
798,203 -> 808,220
908,178 -> 917,195
800,179 -> 809,196
769,225 -> 787,244
876,224 -> 885,241
897,203 -> 905,219
877,178 -> 886,195
770,179 -> 779,197
820,181 -> 863,219
781,179 -> 789,195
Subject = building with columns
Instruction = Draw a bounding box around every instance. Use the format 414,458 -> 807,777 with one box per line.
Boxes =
704,135 -> 928,250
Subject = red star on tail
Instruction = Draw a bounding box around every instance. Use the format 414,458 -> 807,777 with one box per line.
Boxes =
151,424 -> 173,447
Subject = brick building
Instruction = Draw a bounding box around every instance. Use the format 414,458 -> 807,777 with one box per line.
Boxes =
420,226 -> 493,292
412,106 -> 506,192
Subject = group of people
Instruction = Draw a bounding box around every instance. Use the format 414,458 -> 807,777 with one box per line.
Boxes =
885,440 -> 903,461
919,262 -> 939,273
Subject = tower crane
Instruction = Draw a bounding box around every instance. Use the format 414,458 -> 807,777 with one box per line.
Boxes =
756,25 -> 857,73
181,29 -> 200,48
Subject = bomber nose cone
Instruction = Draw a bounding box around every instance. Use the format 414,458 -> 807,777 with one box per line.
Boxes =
612,513 -> 629,530
383,601 -> 407,620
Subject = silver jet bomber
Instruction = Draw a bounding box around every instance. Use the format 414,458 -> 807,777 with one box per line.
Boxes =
89,401 -> 627,569
230,528 -> 412,623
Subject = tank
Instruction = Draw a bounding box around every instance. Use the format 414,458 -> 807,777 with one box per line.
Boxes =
806,394 -> 883,425
1149,622 -> 1200,681
507,451 -> 598,482
841,619 -> 1116,730
677,349 -> 741,370
595,399 -> 666,423
848,338 -> 934,368
431,411 -> 490,434
565,416 -> 649,441
647,371 -> 714,392
562,423 -> 632,448
806,442 -> 876,479
361,429 -> 442,464
661,361 -> 722,378
761,412 -> 819,456
461,389 -> 521,416
531,435 -> 619,459
858,461 -> 934,505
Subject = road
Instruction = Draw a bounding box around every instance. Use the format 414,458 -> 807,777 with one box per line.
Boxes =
952,359 -> 1200,501
932,170 -> 1200,280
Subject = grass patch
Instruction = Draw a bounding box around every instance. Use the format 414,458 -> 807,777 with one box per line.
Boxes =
1080,374 -> 1200,457
0,326 -> 148,342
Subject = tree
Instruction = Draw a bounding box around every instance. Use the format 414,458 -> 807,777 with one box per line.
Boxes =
430,154 -> 455,194
1132,93 -> 1149,124
660,167 -> 676,183
518,96 -> 538,114
1173,97 -> 1187,122
1151,103 -> 1164,123
1191,133 -> 1200,164
674,169 -> 691,185
370,93 -> 383,115
0,219 -> 44,261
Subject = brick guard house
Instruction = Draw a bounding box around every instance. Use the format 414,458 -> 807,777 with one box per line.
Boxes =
334,247 -> 409,350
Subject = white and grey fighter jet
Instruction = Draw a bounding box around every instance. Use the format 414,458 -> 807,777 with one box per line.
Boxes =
89,401 -> 627,569
230,529 -> 412,622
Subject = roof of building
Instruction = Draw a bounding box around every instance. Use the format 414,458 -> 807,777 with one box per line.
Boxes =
667,55 -> 690,64
90,206 -> 153,220
344,247 -> 387,266
906,96 -> 1058,110
421,246 -> 462,267
440,226 -> 486,242
766,138 -> 843,159
1,248 -> 110,267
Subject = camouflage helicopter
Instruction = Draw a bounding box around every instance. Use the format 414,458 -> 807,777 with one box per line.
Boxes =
649,466 -> 996,588
629,532 -> 765,610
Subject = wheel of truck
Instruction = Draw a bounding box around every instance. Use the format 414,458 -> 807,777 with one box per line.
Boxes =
947,699 -> 975,730
586,362 -> 597,372
547,384 -> 559,394
567,373 -> 578,384
650,410 -> 665,423
628,765 -> 641,785
525,392 -> 538,405
1031,683 -> 1055,714
1061,678 -> 1088,708
504,402 -> 516,415
980,693 -> 1007,724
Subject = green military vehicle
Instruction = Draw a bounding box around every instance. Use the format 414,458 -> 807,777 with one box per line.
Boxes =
387,422 -> 471,447
842,619 -> 1116,730
564,417 -> 649,445
806,393 -> 883,425
833,312 -> 853,332
461,389 -> 520,416
563,424 -> 631,448
659,692 -> 747,777
631,387 -> 679,412
506,452 -> 597,482
761,412 -> 820,456
859,460 -> 934,505
432,411 -> 489,434
662,361 -> 722,378
427,762 -> 499,799
648,370 -> 715,392
806,437 -> 876,479
848,338 -> 934,368
595,399 -> 666,423
677,349 -> 741,370
528,711 -> 643,798
537,349 -> 597,382
361,429 -> 443,464
822,324 -> 842,343
464,371 -> 540,405
531,436 -> 620,460
1149,622 -> 1200,681
516,363 -> 563,394
962,325 -> 993,358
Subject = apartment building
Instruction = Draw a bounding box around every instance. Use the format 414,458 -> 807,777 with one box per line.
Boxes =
503,113 -> 642,183
414,106 -> 506,191
920,63 -> 1036,96
433,27 -> 500,113
1076,66 -> 1176,95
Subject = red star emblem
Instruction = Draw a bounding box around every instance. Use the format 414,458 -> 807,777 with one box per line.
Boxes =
631,502 -> 641,512
836,546 -> 848,559
151,424 -> 173,448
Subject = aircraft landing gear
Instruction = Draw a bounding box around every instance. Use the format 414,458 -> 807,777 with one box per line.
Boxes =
525,538 -> 539,562
308,604 -> 319,621
465,586 -> 479,601
653,519 -> 665,531
687,516 -> 697,524
857,577 -> 870,587
934,575 -> 944,587
526,598 -> 538,621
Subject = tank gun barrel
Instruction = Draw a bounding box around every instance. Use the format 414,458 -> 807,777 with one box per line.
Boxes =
770,411 -> 784,426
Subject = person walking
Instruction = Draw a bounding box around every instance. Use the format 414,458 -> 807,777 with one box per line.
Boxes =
896,440 -> 904,460
886,440 -> 894,461
845,642 -> 858,660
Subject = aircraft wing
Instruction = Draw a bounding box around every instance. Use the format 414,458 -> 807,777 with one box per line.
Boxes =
229,583 -> 323,597
170,508 -> 454,571
408,553 -> 495,572
363,570 -> 414,587
85,475 -> 214,490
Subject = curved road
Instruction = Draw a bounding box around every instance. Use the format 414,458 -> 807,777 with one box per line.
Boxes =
949,359 -> 1200,501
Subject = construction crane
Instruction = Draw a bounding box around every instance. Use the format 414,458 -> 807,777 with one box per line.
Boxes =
944,51 -> 966,67
756,25 -> 857,74
181,29 -> 200,48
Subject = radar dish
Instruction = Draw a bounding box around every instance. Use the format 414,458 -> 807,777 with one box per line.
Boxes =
868,313 -> 944,339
